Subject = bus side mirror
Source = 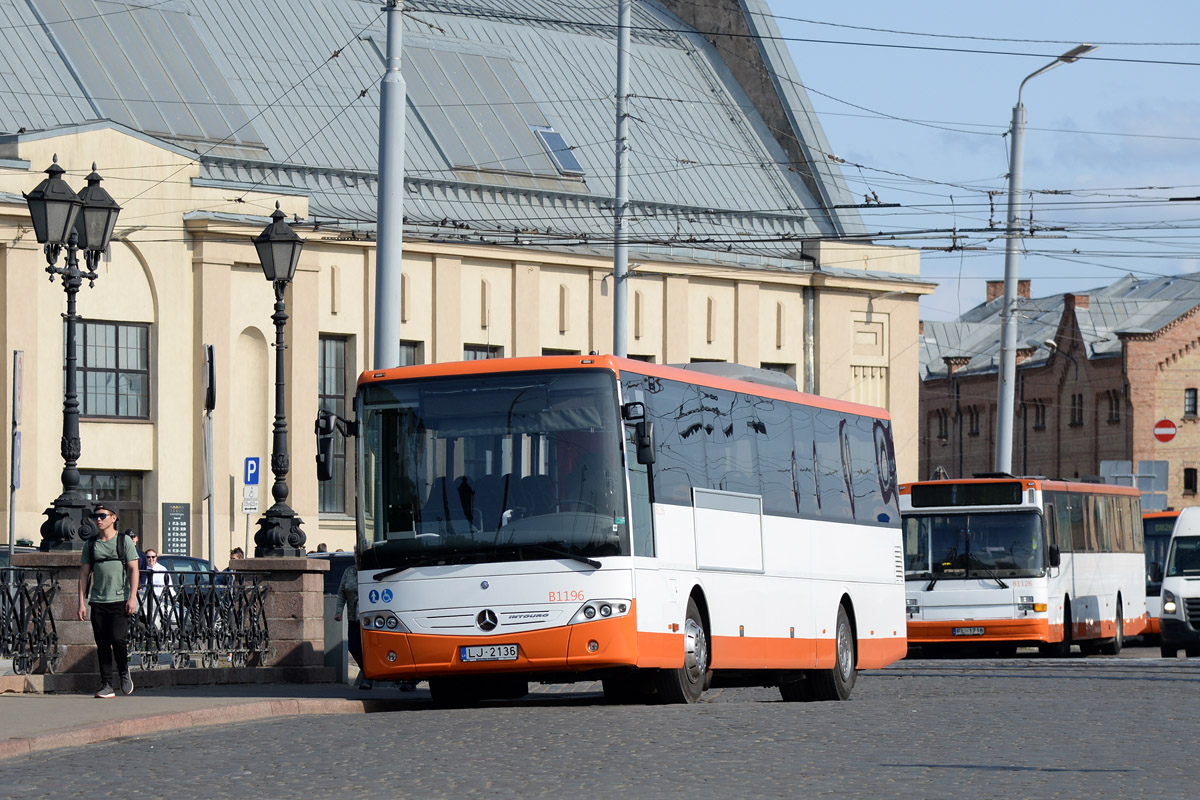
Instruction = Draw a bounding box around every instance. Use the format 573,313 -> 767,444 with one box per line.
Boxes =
316,410 -> 337,482
1048,545 -> 1061,568
636,420 -> 655,465
1149,561 -> 1163,584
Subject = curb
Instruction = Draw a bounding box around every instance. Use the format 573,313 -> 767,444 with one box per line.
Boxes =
0,697 -> 409,762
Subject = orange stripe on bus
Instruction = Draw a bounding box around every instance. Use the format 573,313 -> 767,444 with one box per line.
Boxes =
357,355 -> 891,419
708,634 -> 904,671
362,613 -> 641,679
900,478 -> 1139,497
907,618 -> 1052,644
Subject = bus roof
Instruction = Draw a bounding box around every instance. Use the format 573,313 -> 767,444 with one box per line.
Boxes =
900,478 -> 1140,497
1143,510 -> 1182,520
357,354 -> 893,420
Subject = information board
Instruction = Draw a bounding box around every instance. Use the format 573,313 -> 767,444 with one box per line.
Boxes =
162,502 -> 190,555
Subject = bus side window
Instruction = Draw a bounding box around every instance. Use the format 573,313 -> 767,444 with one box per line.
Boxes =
1045,503 -> 1057,550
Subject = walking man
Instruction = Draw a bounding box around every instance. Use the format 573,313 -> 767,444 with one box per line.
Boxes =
78,504 -> 139,698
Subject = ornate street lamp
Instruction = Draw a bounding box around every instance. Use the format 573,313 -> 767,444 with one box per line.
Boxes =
24,157 -> 121,550
253,203 -> 306,557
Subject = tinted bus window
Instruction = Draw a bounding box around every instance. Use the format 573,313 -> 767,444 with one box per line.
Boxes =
791,404 -> 821,517
813,407 -> 853,522
753,396 -> 799,517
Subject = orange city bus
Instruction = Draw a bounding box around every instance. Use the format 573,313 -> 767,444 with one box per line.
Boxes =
318,355 -> 907,705
1142,510 -> 1179,637
900,477 -> 1147,656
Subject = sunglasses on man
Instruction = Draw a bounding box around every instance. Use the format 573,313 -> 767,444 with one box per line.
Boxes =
93,512 -> 112,521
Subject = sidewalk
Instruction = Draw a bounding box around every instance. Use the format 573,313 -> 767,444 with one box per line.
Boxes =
0,678 -> 427,761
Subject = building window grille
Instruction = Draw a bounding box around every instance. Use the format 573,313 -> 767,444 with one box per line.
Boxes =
1107,390 -> 1121,424
318,336 -> 349,514
967,405 -> 980,437
398,340 -> 423,367
67,320 -> 150,419
464,344 -> 502,360
1070,394 -> 1084,427
1032,399 -> 1047,431
935,409 -> 949,442
1186,388 -> 1198,418
1186,468 -> 1198,496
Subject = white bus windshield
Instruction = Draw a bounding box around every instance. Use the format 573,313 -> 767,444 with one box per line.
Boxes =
1166,536 -> 1200,578
903,512 -> 1046,580
357,369 -> 628,570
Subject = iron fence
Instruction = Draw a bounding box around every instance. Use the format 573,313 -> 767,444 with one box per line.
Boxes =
1,568 -> 61,675
131,571 -> 272,670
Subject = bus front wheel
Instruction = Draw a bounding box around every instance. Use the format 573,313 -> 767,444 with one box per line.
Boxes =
808,604 -> 856,701
1039,600 -> 1073,658
655,598 -> 709,704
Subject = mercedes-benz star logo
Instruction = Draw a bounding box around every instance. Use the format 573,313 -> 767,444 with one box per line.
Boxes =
476,609 -> 498,632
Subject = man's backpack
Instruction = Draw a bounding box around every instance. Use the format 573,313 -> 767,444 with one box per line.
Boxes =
86,531 -> 132,564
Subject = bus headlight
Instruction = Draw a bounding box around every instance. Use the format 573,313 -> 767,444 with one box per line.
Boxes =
1163,590 -> 1178,616
569,599 -> 632,625
1017,595 -> 1045,613
361,611 -> 409,632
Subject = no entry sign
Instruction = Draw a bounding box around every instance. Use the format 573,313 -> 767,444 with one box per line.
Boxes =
1154,419 -> 1177,443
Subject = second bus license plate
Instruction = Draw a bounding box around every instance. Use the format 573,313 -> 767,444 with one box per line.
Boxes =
953,627 -> 985,636
460,643 -> 519,662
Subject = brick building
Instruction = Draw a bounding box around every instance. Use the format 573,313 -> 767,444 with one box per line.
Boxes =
919,274 -> 1200,509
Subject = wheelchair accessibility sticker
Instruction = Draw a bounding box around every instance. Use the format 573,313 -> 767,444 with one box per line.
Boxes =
382,589 -> 393,602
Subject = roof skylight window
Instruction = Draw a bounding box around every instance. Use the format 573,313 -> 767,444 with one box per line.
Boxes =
532,126 -> 584,177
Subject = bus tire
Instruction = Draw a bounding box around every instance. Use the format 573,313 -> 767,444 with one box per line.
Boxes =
809,604 -> 856,701
1098,598 -> 1124,656
654,597 -> 708,704
1039,600 -> 1073,658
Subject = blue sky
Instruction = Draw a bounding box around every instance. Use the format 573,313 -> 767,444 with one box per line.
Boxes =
770,2 -> 1200,320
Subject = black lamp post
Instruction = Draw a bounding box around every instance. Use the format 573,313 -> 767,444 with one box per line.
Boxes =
253,203 -> 306,557
24,157 -> 121,550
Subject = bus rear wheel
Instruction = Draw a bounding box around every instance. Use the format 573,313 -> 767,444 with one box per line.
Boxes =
654,598 -> 708,704
808,604 -> 856,701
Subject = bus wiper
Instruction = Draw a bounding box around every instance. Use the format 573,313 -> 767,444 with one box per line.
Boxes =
521,543 -> 601,569
967,552 -> 1008,589
926,575 -> 939,591
372,556 -> 444,580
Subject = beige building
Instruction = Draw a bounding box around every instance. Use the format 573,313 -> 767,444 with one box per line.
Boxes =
0,2 -> 932,564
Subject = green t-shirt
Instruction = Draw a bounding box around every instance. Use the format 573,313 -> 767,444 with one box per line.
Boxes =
81,535 -> 138,603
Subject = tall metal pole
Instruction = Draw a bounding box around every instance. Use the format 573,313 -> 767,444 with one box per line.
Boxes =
612,0 -> 631,358
374,0 -> 406,369
994,44 -> 1096,474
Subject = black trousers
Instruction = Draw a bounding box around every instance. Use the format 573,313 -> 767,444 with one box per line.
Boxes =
347,620 -> 364,671
90,601 -> 130,685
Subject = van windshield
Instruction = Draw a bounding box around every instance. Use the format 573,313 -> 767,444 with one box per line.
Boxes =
1166,536 -> 1200,578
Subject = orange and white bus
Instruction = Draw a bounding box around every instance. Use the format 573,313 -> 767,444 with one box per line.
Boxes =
1142,510 -> 1179,638
900,478 -> 1147,656
320,355 -> 906,705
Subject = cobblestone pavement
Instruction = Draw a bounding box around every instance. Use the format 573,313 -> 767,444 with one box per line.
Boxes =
3,649 -> 1199,799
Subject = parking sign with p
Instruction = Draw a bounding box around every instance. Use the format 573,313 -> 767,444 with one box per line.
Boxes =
245,457 -> 260,485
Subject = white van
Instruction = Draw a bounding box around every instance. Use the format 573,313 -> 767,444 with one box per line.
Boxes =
1158,507 -> 1200,657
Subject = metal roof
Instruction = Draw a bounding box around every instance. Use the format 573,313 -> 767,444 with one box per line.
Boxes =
920,272 -> 1200,380
0,0 -> 867,267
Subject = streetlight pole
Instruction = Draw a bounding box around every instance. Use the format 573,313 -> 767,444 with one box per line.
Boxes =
253,203 -> 307,557
24,158 -> 121,550
994,44 -> 1096,475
